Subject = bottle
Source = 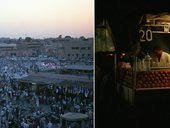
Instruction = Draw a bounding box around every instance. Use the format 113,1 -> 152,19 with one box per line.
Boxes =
145,52 -> 151,71
137,59 -> 141,71
141,59 -> 146,71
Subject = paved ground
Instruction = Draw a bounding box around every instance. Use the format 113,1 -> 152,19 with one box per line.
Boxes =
96,83 -> 170,128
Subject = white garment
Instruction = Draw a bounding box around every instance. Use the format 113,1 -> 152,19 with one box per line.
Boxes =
47,122 -> 52,128
160,51 -> 170,64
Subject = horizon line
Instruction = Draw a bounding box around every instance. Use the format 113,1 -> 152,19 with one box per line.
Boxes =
0,36 -> 94,40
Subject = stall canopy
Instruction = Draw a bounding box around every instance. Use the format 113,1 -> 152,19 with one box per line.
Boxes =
61,112 -> 88,121
19,75 -> 64,85
19,72 -> 93,86
65,65 -> 93,71
95,19 -> 116,52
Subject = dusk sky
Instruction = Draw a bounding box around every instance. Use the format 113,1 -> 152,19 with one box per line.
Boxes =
0,0 -> 94,39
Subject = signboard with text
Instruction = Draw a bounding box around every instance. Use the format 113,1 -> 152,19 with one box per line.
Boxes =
138,12 -> 170,53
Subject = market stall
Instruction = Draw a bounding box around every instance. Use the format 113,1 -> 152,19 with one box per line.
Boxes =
60,112 -> 89,128
117,12 -> 170,105
119,65 -> 170,105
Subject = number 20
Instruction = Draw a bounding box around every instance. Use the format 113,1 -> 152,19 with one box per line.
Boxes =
139,29 -> 152,42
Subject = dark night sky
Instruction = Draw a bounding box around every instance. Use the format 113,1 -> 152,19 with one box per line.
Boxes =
95,0 -> 170,52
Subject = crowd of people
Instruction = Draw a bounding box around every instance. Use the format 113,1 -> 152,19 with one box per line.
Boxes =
0,56 -> 93,128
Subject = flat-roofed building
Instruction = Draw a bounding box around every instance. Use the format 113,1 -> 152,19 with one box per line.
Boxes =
0,37 -> 93,59
0,43 -> 17,56
52,38 -> 93,60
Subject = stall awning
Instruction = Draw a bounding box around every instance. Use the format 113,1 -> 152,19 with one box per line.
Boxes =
65,65 -> 93,71
61,112 -> 88,121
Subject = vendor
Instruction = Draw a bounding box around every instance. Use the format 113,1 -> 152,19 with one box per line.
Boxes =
151,45 -> 170,67
117,53 -> 131,84
117,52 -> 131,69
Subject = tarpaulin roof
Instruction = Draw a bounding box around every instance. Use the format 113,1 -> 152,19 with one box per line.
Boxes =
66,65 -> 93,71
61,112 -> 88,121
19,72 -> 93,85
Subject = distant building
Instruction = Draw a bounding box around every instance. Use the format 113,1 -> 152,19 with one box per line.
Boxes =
0,43 -> 17,56
52,38 -> 93,60
0,37 -> 93,59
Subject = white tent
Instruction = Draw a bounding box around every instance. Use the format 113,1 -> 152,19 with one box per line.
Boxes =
61,112 -> 88,121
